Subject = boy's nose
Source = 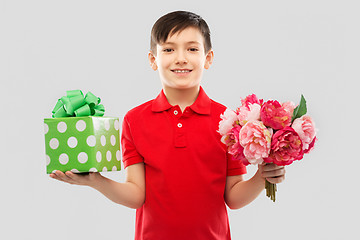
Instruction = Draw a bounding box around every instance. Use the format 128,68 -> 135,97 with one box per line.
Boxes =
175,52 -> 188,64
175,58 -> 188,65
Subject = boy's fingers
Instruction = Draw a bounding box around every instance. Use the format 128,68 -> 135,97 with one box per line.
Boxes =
261,168 -> 285,178
65,171 -> 83,183
65,171 -> 76,179
50,171 -> 96,186
262,163 -> 284,172
266,175 -> 285,184
260,163 -> 286,184
53,170 -> 75,184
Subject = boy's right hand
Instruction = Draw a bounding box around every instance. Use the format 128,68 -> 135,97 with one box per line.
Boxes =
50,170 -> 101,187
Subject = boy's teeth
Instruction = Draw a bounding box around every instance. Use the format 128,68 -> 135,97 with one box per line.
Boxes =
173,70 -> 190,73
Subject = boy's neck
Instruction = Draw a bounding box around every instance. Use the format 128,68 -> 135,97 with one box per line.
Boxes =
163,86 -> 200,112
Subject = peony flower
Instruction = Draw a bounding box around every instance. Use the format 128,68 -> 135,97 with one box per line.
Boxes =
218,94 -> 317,202
228,140 -> 247,163
236,103 -> 261,126
219,108 -> 238,136
237,94 -> 263,126
260,100 -> 294,130
221,123 -> 240,145
291,115 -> 316,152
282,101 -> 296,115
264,126 -> 304,166
240,94 -> 264,106
227,125 -> 248,164
239,120 -> 272,164
304,136 -> 317,154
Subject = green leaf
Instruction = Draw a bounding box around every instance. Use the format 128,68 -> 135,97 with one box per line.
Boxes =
292,94 -> 307,121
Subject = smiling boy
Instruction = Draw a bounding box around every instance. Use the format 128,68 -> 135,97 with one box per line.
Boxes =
148,25 -> 213,111
50,11 -> 285,240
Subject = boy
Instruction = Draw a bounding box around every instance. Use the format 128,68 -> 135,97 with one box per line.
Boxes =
50,11 -> 285,240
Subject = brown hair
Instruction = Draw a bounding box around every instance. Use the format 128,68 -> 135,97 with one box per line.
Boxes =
150,11 -> 212,55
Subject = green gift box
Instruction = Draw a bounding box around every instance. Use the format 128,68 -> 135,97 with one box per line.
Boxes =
44,116 -> 121,174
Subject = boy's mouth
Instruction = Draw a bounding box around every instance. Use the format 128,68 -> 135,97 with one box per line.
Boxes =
171,69 -> 192,73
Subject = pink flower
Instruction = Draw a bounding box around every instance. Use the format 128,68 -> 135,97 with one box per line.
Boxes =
239,120 -> 272,164
236,103 -> 261,126
240,94 -> 263,106
282,101 -> 296,114
304,137 -> 317,154
219,108 -> 238,136
264,126 -> 304,166
228,142 -> 247,163
291,115 -> 316,153
221,124 -> 241,146
260,100 -> 294,130
236,94 -> 263,126
228,125 -> 247,163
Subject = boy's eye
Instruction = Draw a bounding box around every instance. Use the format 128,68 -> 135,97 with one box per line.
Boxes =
189,48 -> 199,52
163,48 -> 173,52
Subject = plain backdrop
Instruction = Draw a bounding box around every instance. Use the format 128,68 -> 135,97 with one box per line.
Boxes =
1,0 -> 359,239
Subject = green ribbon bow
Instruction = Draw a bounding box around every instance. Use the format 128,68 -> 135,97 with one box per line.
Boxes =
52,90 -> 105,118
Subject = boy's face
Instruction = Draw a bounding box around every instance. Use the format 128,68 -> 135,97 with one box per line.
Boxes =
149,27 -> 214,91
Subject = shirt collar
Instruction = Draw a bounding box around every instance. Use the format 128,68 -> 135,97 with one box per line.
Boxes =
152,86 -> 211,115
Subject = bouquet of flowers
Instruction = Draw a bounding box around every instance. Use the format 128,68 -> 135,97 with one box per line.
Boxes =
218,94 -> 317,202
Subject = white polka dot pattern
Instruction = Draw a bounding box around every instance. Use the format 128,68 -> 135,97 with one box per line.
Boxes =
87,135 -> 96,147
44,123 -> 49,134
100,135 -> 106,146
57,122 -> 67,133
49,138 -> 59,149
76,120 -> 86,132
96,151 -> 102,162
114,120 -> 119,131
116,150 -> 121,161
67,137 -> 78,148
93,119 -> 100,130
110,135 -> 116,146
104,119 -> 110,131
106,151 -> 112,161
46,155 -> 50,166
59,153 -> 69,165
78,152 -> 88,163
44,117 -> 121,174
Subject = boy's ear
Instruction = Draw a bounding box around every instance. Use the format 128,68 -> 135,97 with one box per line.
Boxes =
148,51 -> 158,71
204,49 -> 214,70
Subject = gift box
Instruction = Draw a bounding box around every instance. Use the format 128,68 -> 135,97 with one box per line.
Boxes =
44,116 -> 121,174
44,90 -> 121,174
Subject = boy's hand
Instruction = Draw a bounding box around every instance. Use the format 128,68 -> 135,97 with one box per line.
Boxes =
258,163 -> 286,184
50,170 -> 101,187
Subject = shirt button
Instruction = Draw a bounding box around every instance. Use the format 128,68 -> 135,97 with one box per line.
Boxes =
174,110 -> 178,115
177,123 -> 182,128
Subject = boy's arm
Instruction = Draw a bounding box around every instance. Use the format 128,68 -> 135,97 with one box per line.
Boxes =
50,162 -> 145,209
224,163 -> 285,209
91,162 -> 145,209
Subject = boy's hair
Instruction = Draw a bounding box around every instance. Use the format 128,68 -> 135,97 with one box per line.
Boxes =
150,11 -> 212,55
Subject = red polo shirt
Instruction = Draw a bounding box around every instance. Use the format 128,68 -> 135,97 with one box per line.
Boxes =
121,86 -> 246,240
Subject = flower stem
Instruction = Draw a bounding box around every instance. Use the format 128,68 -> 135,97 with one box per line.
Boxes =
265,179 -> 276,202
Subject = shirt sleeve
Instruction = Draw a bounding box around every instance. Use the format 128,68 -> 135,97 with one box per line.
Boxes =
121,114 -> 144,168
226,152 -> 247,176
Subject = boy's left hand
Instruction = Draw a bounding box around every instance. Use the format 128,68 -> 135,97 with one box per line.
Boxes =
258,163 -> 286,184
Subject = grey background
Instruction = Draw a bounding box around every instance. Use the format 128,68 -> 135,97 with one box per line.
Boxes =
1,0 -> 358,239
